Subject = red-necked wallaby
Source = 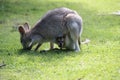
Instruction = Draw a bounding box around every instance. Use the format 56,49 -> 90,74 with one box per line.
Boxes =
18,7 -> 82,52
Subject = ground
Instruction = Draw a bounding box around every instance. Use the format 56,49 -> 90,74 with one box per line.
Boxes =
0,0 -> 120,80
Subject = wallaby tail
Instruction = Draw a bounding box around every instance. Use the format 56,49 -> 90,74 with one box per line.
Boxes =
81,38 -> 90,44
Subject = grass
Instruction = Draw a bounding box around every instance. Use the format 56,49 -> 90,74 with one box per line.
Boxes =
0,0 -> 120,80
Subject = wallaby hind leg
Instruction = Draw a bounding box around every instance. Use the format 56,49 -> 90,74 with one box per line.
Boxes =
64,35 -> 73,50
65,13 -> 82,52
68,36 -> 80,52
64,34 -> 79,51
68,22 -> 81,52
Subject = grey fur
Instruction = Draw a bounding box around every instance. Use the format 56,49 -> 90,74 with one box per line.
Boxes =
18,7 -> 83,52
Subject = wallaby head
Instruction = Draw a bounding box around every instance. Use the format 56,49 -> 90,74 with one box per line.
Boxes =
18,23 -> 32,50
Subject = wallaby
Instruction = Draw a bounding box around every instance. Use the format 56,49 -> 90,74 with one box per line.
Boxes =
18,7 -> 83,52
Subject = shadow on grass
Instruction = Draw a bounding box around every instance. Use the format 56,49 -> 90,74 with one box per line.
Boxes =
18,48 -> 82,56
16,48 -> 83,62
17,48 -> 78,55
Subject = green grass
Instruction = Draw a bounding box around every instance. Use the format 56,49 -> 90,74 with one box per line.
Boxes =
0,0 -> 120,80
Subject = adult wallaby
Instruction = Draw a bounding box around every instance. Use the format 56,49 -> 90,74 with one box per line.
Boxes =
18,7 -> 82,52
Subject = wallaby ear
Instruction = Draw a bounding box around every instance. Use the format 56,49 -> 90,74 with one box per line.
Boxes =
18,26 -> 25,36
23,22 -> 30,31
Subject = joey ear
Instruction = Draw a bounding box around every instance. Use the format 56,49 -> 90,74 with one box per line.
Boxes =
23,22 -> 30,31
18,26 -> 25,36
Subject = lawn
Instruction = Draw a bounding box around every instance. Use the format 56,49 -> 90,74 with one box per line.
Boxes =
0,0 -> 120,80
